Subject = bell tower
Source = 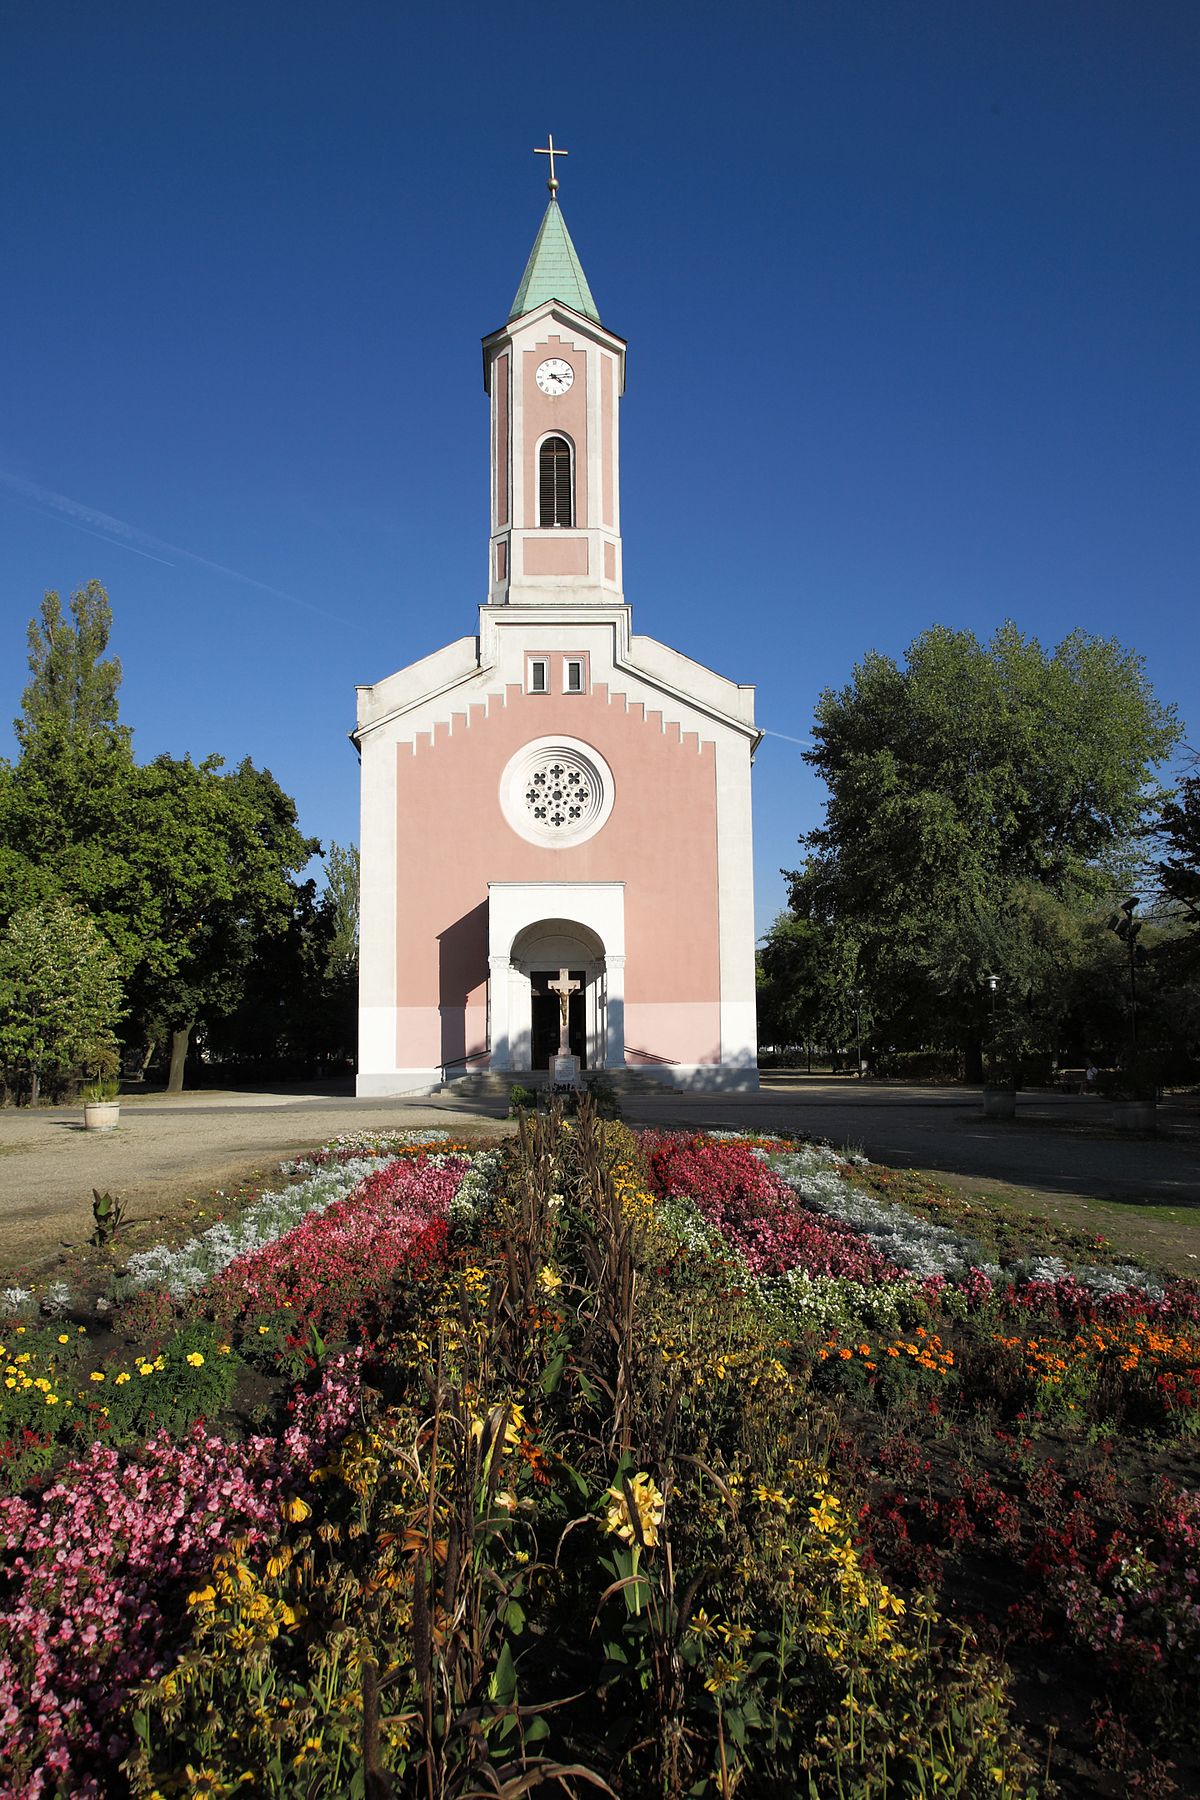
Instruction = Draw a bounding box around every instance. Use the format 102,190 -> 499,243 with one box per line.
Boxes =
482,139 -> 626,609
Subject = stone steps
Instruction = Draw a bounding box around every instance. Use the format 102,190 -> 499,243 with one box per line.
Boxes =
441,1067 -> 679,1099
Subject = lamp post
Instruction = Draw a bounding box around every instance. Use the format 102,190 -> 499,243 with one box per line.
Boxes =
980,973 -> 1014,1117
849,987 -> 864,1078
983,972 -> 1000,1048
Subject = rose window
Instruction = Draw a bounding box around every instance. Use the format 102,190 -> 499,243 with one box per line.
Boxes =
525,761 -> 591,828
500,738 -> 614,847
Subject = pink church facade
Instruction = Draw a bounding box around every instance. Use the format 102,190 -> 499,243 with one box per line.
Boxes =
354,187 -> 759,1094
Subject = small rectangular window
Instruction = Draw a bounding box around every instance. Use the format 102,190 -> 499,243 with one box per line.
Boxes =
565,660 -> 583,694
528,658 -> 548,694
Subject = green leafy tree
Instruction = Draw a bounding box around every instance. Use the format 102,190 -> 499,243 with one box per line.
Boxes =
2,588 -> 320,1091
17,581 -> 124,751
758,915 -> 863,1061
2,729 -> 317,1091
322,841 -> 360,982
1158,767 -> 1200,940
0,898 -> 124,1103
1149,764 -> 1200,1074
116,755 -> 319,1090
785,623 -> 1180,1071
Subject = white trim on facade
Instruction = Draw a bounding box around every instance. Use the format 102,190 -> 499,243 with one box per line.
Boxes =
488,881 -> 626,1073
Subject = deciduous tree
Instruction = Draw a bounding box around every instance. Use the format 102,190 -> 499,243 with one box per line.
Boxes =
784,623 -> 1180,1067
17,581 -> 124,751
0,898 -> 123,1103
3,587 -> 319,1089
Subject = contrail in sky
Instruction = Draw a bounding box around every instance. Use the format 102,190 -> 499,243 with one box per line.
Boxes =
0,470 -> 348,624
759,727 -> 812,748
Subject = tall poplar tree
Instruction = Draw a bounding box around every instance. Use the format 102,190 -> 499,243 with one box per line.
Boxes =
16,581 -> 124,750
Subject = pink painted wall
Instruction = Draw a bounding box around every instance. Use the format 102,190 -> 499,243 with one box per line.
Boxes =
522,338 -> 587,527
394,684 -> 721,1067
524,536 -> 588,577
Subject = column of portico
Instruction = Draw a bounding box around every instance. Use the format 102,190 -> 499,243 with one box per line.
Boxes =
604,953 -> 625,1070
489,954 -> 512,1070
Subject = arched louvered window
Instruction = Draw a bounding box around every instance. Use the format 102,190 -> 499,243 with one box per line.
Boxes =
539,436 -> 574,528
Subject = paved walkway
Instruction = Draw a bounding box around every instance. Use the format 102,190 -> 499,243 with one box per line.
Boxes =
0,1077 -> 1197,1274
622,1076 -> 1200,1207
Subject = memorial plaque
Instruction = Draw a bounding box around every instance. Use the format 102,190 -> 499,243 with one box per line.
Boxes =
552,1053 -> 581,1088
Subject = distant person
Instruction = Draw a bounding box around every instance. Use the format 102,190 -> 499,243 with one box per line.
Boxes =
1085,1062 -> 1098,1093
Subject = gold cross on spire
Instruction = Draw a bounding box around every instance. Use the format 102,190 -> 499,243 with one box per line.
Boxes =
533,132 -> 569,196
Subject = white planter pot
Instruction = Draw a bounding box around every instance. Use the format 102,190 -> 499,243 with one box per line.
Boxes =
84,1101 -> 120,1131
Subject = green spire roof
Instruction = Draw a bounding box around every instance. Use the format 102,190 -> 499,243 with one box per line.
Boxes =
509,198 -> 600,324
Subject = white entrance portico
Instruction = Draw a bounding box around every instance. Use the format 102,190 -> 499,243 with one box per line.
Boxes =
488,882 -> 625,1073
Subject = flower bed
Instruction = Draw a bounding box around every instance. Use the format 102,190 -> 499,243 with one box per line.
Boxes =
0,1355 -> 363,1795
1,1122 -> 1196,1797
203,1151 -> 465,1340
644,1133 -> 899,1281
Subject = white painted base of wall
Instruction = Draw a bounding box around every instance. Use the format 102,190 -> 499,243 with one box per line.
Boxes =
356,1069 -> 442,1098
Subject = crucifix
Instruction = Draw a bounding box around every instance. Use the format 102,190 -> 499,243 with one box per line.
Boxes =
533,132 -> 569,196
547,967 -> 580,1058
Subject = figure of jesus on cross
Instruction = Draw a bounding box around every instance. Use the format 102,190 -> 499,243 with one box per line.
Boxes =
547,968 -> 580,1058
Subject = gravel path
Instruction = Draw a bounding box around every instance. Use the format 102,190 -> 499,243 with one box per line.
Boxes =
1,1077 -> 1197,1276
0,1086 -> 513,1270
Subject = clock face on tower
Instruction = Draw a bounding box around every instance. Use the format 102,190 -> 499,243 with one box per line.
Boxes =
535,356 -> 574,396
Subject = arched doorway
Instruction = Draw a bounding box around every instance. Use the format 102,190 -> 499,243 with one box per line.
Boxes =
510,919 -> 604,1072
487,881 -> 626,1073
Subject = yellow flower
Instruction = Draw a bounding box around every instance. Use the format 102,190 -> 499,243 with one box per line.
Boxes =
536,1266 -> 563,1295
89,1371 -> 106,1383
57,1334 -> 69,1344
282,1495 -> 311,1523
187,1584 -> 216,1608
44,1393 -> 58,1406
186,1352 -> 205,1368
807,1496 -> 841,1534
604,1471 -> 664,1548
115,1371 -> 131,1385
138,1363 -> 155,1377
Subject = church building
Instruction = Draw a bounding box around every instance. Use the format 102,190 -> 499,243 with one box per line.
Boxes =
354,148 -> 760,1095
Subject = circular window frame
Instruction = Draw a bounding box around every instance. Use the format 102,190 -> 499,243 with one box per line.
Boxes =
499,736 -> 615,848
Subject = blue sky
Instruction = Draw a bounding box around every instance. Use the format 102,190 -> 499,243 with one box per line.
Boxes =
2,1 -> 1197,937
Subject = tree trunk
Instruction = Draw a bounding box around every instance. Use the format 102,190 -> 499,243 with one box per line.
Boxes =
167,1025 -> 191,1093
964,1039 -> 984,1083
30,1069 -> 40,1107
